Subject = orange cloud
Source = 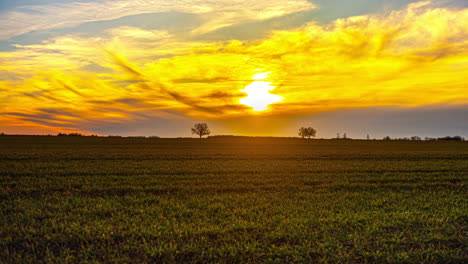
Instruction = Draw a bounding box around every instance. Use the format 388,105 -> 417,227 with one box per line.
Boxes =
0,1 -> 467,134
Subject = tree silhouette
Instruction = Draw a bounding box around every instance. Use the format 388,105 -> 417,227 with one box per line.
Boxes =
298,127 -> 317,139
299,127 -> 307,138
191,123 -> 211,138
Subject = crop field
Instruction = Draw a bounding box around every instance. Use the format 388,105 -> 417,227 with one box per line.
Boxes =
0,136 -> 467,263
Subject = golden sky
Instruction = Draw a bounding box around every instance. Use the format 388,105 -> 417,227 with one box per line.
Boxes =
0,1 -> 467,137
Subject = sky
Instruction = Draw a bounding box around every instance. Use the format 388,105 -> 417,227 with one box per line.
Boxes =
0,0 -> 467,138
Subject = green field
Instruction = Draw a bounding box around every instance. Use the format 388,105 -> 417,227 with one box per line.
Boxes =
1,136 -> 467,263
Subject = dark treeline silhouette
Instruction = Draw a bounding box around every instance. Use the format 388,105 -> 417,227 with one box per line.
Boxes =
108,135 -> 160,138
336,133 -> 351,139
57,133 -> 84,136
0,127 -> 465,141
57,133 -> 100,137
383,136 -> 465,141
426,136 -> 465,141
207,135 -> 298,139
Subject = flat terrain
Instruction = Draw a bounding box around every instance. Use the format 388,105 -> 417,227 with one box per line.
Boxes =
0,136 -> 467,263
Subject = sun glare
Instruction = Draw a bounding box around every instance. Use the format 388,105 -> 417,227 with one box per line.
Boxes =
240,71 -> 283,111
252,71 -> 270,80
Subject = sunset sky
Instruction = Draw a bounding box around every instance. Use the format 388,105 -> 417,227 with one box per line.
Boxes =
0,0 -> 467,138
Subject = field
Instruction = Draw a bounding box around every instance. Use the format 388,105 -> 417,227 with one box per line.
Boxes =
0,136 -> 467,263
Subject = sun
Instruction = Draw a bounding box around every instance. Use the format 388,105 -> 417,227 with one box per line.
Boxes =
240,71 -> 283,111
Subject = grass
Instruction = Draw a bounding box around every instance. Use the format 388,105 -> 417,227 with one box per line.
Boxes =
0,136 -> 467,263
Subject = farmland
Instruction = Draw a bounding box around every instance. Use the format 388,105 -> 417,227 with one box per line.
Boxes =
0,136 -> 467,263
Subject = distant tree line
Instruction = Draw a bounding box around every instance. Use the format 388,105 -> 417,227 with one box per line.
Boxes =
383,135 -> 465,141
56,133 -> 161,138
425,136 -> 465,141
0,126 -> 465,141
336,133 -> 351,140
57,133 -> 84,136
108,135 -> 160,138
57,133 -> 100,137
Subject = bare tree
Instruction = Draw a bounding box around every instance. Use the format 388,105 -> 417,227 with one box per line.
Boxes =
298,127 -> 317,139
191,123 -> 211,138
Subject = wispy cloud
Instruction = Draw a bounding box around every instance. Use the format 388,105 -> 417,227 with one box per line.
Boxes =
0,0 -> 315,40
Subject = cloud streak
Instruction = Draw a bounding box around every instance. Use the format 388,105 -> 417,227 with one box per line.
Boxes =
0,0 -> 315,40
